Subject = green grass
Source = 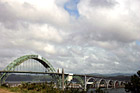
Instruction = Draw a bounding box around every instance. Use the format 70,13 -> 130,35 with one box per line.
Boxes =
1,82 -> 86,93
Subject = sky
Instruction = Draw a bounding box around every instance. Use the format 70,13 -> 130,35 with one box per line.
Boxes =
0,0 -> 140,74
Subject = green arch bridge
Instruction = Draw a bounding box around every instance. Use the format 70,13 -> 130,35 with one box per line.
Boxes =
0,54 -> 126,91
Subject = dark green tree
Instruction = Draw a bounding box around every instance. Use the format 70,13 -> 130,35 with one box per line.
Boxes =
125,70 -> 140,93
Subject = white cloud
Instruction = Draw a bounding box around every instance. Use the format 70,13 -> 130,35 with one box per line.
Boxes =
114,61 -> 119,65
0,0 -> 140,74
77,0 -> 140,43
44,44 -> 56,54
28,24 -> 64,43
0,0 -> 70,28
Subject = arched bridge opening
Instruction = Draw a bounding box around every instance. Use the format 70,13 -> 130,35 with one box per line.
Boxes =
107,80 -> 114,88
97,79 -> 107,88
119,81 -> 125,88
86,77 -> 96,89
0,55 -> 56,84
114,80 -> 119,88
67,76 -> 83,88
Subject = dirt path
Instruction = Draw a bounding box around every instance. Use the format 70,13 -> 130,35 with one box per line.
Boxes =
0,88 -> 14,93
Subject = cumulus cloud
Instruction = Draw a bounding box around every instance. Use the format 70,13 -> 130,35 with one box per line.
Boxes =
0,0 -> 140,74
90,0 -> 117,8
77,0 -> 140,43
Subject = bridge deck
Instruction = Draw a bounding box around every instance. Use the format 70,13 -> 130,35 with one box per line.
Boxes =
0,71 -> 101,78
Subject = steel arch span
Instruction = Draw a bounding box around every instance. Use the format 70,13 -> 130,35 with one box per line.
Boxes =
0,55 -> 56,83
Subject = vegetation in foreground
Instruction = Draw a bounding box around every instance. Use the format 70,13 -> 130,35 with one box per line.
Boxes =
1,82 -> 87,93
125,70 -> 140,93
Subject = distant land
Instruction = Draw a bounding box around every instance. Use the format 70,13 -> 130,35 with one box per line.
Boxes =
85,73 -> 135,81
4,73 -> 133,82
87,73 -> 135,77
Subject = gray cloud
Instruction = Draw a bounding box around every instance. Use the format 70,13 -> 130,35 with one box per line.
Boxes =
90,0 -> 117,8
0,0 -> 140,74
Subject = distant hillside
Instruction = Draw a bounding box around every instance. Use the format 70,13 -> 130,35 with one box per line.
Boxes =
105,75 -> 131,81
3,73 -> 132,82
87,73 -> 134,77
86,73 -> 133,81
103,73 -> 134,76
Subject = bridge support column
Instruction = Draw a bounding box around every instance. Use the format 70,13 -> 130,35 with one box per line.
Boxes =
96,82 -> 100,88
0,73 -> 2,86
106,83 -> 109,89
0,80 -> 1,86
62,68 -> 64,91
84,75 -> 87,91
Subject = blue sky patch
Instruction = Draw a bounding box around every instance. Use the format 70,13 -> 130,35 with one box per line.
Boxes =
136,40 -> 140,46
64,0 -> 80,18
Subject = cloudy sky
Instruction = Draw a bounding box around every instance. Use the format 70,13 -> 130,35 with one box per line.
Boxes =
0,0 -> 140,74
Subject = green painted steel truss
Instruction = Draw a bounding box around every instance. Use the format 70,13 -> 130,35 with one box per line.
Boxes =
0,55 -> 56,84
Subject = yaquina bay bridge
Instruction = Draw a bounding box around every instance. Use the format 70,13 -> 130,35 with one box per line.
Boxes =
0,55 -> 125,91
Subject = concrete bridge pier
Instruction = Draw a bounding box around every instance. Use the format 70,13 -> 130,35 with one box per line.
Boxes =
84,75 -> 87,91
96,82 -> 100,88
62,68 -> 64,91
0,80 -> 1,86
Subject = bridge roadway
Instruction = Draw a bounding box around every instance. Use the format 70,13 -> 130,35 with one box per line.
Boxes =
0,55 -> 126,91
0,70 -> 125,91
0,71 -> 101,78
